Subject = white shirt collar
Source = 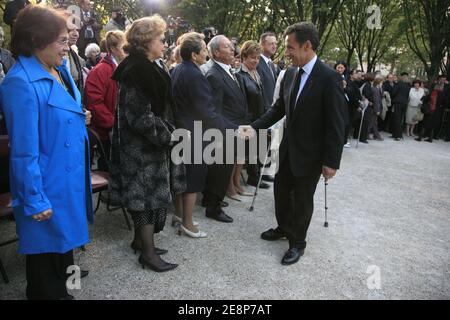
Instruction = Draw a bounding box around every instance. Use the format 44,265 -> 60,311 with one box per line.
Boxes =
300,55 -> 317,76
260,54 -> 271,65
213,59 -> 233,76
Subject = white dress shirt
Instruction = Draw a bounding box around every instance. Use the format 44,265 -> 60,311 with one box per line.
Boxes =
213,60 -> 234,81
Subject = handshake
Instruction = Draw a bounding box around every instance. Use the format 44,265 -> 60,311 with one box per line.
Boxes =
237,125 -> 256,139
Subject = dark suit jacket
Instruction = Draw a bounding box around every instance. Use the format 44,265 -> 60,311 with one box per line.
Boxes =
206,61 -> 250,126
238,68 -> 265,121
257,56 -> 277,112
171,61 -> 237,133
391,81 -> 411,105
251,59 -> 346,177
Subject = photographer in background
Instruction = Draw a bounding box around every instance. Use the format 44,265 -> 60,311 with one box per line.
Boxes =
105,7 -> 131,32
77,0 -> 101,59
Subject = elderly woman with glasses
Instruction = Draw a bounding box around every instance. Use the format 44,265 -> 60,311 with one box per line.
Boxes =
109,15 -> 185,273
0,5 -> 93,300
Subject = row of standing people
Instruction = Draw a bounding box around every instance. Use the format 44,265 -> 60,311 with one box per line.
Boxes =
333,62 -> 450,145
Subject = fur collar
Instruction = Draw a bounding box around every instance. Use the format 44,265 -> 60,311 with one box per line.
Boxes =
112,53 -> 173,117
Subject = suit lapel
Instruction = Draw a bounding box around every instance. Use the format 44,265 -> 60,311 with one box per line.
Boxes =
214,63 -> 243,98
285,68 -> 297,122
289,61 -> 320,125
260,58 -> 275,84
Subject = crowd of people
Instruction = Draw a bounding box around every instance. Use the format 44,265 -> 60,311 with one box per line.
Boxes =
332,63 -> 450,145
0,1 -> 449,301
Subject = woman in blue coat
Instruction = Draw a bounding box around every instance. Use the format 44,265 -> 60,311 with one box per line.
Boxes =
0,5 -> 93,300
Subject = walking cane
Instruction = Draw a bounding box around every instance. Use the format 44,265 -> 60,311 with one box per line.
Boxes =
356,106 -> 368,149
249,138 -> 272,212
324,179 -> 329,228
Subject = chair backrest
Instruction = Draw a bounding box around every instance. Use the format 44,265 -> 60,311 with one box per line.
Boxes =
87,128 -> 108,169
0,135 -> 9,158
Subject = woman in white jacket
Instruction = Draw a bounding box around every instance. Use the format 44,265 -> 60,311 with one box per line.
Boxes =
405,79 -> 425,137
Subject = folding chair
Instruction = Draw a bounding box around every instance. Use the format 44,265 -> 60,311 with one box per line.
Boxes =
88,128 -> 131,230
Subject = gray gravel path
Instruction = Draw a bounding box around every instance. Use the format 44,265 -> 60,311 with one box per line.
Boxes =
1,134 -> 449,300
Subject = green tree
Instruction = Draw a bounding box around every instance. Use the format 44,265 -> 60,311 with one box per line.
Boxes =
402,0 -> 450,82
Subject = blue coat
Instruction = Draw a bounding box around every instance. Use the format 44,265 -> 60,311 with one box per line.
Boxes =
0,55 -> 93,255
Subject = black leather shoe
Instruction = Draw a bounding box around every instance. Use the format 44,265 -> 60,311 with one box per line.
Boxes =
262,175 -> 275,183
80,270 -> 89,279
281,248 -> 305,265
261,228 -> 287,241
247,179 -> 270,189
201,199 -> 229,208
206,208 -> 233,223
359,140 -> 369,144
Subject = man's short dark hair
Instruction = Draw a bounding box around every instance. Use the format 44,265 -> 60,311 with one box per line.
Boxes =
179,32 -> 205,62
260,32 -> 276,43
284,22 -> 320,51
400,72 -> 409,77
11,5 -> 67,59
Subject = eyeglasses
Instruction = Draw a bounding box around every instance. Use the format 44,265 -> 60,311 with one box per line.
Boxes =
56,37 -> 70,47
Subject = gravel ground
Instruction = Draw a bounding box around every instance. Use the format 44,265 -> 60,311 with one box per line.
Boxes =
1,133 -> 449,300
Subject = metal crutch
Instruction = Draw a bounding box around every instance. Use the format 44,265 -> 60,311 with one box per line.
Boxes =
356,106 -> 368,149
249,138 -> 273,212
324,179 -> 329,228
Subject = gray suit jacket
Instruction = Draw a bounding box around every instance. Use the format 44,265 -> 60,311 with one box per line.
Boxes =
257,56 -> 277,112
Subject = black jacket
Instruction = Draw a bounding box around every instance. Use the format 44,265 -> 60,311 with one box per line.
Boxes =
205,61 -> 251,126
257,56 -> 277,112
251,59 -> 346,177
391,81 -> 411,105
345,79 -> 363,111
238,67 -> 266,121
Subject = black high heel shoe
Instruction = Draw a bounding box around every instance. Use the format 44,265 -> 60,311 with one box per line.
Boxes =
138,255 -> 178,273
130,242 -> 168,255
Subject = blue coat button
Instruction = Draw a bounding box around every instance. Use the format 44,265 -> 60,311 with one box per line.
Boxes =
65,142 -> 70,147
68,119 -> 73,124
66,166 -> 72,172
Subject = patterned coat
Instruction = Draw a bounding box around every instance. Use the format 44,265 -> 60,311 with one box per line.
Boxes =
109,53 -> 185,212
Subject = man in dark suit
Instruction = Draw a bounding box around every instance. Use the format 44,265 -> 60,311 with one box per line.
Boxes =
390,72 -> 411,140
240,22 -> 346,265
202,35 -> 251,223
257,32 -> 279,112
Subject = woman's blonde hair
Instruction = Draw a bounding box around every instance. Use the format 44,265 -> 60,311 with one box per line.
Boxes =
240,40 -> 261,59
105,30 -> 125,53
124,15 -> 166,55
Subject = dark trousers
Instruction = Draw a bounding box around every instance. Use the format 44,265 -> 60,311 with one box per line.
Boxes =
274,155 -> 321,249
391,103 -> 407,138
203,162 -> 234,209
26,250 -> 74,300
